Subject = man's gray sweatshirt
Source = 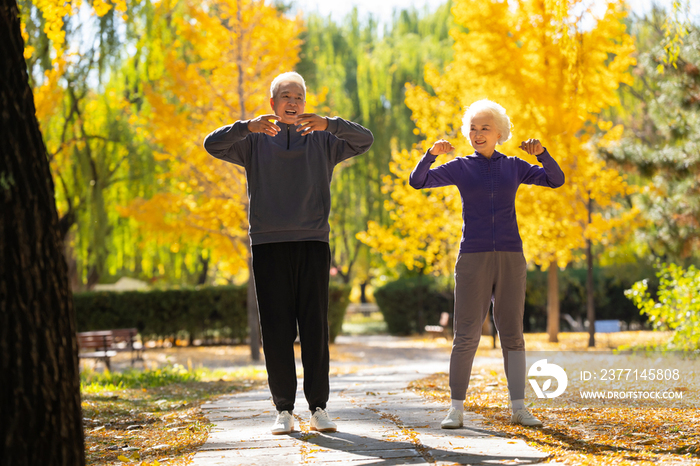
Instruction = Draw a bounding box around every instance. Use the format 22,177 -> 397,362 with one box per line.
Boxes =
203,117 -> 374,246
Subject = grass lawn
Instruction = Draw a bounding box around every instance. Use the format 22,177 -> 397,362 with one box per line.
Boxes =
409,331 -> 700,465
341,310 -> 388,335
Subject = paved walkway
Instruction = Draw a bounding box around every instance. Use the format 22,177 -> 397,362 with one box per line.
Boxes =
192,337 -> 554,465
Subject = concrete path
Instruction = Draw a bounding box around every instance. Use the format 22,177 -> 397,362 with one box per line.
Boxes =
192,337 -> 554,465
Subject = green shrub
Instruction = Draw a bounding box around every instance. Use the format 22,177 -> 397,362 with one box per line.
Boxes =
626,263 -> 700,350
328,284 -> 351,343
374,276 -> 451,335
75,283 -> 351,344
74,286 -> 248,343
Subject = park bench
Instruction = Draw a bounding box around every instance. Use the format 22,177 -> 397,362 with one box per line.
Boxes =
425,311 -> 452,338
595,320 -> 621,333
77,328 -> 142,370
346,302 -> 379,317
595,319 -> 621,347
426,310 -> 499,348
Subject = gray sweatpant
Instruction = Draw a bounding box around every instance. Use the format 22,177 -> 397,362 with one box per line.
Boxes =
449,251 -> 527,401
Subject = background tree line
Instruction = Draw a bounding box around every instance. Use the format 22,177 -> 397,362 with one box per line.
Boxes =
16,0 -> 700,340
17,0 -> 456,290
4,1 -> 699,463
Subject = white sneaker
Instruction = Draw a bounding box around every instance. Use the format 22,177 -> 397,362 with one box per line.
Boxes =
271,410 -> 294,434
310,407 -> 337,433
511,408 -> 543,427
440,407 -> 463,429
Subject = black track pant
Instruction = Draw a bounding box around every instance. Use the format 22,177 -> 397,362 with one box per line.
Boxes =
252,241 -> 331,413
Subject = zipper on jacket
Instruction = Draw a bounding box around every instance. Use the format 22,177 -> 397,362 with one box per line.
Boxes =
286,124 -> 290,150
489,158 -> 496,251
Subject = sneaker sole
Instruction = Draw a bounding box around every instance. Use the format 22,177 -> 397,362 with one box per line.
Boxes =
311,426 -> 337,433
511,419 -> 543,427
441,423 -> 463,429
271,427 -> 294,435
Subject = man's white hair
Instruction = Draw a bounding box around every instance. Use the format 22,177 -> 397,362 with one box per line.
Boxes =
461,99 -> 512,145
270,71 -> 306,99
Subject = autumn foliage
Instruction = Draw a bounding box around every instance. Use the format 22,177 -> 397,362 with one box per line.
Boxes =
118,0 -> 304,279
359,0 -> 642,276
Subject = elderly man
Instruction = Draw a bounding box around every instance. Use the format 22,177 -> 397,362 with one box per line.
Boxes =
203,72 -> 373,434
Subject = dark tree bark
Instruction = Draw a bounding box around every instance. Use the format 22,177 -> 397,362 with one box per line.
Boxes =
586,194 -> 596,348
547,262 -> 560,343
247,254 -> 261,361
0,0 -> 85,464
197,254 -> 209,285
586,236 -> 596,348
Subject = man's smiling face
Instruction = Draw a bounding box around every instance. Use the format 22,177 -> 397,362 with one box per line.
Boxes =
270,81 -> 306,125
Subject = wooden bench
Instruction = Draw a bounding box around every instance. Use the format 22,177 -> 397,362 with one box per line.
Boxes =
425,312 -> 452,338
77,328 -> 142,370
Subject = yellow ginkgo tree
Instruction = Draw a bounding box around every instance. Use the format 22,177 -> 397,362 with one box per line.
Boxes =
359,0 -> 642,343
22,0 -> 153,289
119,0 -> 304,279
117,0 -> 304,359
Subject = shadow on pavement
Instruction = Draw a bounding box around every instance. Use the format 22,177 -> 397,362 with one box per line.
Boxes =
300,430 -> 549,465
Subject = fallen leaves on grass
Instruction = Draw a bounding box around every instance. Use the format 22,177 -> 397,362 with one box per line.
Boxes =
409,368 -> 700,465
82,367 -> 265,465
408,332 -> 698,465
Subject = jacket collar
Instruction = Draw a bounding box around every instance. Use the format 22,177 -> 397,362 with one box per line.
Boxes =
471,150 -> 504,160
272,123 -> 304,143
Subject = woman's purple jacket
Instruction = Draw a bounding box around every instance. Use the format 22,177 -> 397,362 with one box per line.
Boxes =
409,149 -> 565,254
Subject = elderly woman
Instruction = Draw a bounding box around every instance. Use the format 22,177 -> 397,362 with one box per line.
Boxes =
409,99 -> 565,428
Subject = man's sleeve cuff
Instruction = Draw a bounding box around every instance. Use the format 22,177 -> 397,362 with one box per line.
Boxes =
325,117 -> 339,133
239,120 -> 253,136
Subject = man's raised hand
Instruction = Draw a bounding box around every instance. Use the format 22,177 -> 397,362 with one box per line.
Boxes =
248,114 -> 283,136
296,113 -> 329,136
429,139 -> 455,156
519,138 -> 545,156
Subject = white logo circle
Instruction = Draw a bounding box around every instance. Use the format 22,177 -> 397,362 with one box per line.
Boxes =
528,359 -> 568,398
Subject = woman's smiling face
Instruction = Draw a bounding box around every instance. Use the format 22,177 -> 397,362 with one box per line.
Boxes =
468,111 -> 501,158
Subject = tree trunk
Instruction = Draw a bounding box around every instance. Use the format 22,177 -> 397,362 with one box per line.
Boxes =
86,175 -> 109,289
587,194 -> 596,348
0,0 -> 85,463
247,253 -> 261,361
197,254 -> 209,285
234,11 -> 260,361
587,237 -> 596,347
64,230 -> 82,292
481,305 -> 492,337
547,262 -> 560,343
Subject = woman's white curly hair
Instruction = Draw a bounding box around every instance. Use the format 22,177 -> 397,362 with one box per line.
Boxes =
461,99 -> 512,145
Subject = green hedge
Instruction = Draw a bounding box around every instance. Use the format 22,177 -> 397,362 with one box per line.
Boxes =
375,264 -> 656,336
74,286 -> 248,343
374,277 -> 451,335
74,283 -> 350,344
